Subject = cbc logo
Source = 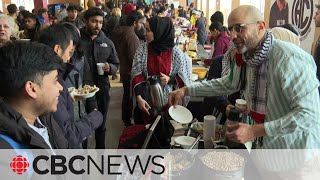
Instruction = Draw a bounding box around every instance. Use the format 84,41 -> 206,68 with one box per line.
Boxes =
10,155 -> 30,175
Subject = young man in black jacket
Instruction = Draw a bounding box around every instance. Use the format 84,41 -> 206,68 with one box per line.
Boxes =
37,24 -> 103,148
81,8 -> 119,149
0,41 -> 69,149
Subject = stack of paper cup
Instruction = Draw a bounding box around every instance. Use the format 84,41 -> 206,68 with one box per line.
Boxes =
203,115 -> 216,149
235,99 -> 247,123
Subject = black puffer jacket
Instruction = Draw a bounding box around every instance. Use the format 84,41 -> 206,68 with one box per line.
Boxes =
0,99 -> 69,179
0,99 -> 69,149
80,29 -> 119,95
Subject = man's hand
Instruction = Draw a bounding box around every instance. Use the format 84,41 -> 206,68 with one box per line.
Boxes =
225,104 -> 235,116
72,95 -> 86,102
103,63 -> 110,73
160,72 -> 170,86
168,87 -> 188,106
225,123 -> 266,144
136,95 -> 151,115
226,104 -> 249,116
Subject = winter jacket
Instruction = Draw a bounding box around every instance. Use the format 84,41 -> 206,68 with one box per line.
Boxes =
110,26 -> 140,77
212,31 -> 230,58
64,52 -> 98,120
195,17 -> 206,45
52,67 -> 103,148
80,29 -> 119,91
0,99 -> 69,149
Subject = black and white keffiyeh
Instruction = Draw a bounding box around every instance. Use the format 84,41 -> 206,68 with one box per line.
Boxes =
221,31 -> 273,115
244,31 -> 273,114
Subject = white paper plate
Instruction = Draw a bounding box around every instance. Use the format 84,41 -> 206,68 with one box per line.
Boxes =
169,105 -> 193,124
174,136 -> 197,149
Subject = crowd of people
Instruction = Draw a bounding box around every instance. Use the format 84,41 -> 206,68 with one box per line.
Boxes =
0,1 -> 195,150
0,0 -> 319,160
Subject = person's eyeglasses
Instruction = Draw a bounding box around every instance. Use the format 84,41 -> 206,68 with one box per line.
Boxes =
228,22 -> 257,33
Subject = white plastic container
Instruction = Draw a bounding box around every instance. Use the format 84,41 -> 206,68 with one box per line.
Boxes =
203,115 -> 216,149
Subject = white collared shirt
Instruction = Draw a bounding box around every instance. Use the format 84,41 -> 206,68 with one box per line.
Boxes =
28,118 -> 55,154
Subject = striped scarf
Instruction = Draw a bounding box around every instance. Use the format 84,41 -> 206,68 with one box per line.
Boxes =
244,31 -> 273,115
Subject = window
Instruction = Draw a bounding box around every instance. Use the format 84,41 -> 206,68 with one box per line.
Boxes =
197,0 -> 202,10
0,0 -> 3,12
220,0 -> 232,26
11,0 -> 34,12
208,0 -> 217,20
202,0 -> 207,19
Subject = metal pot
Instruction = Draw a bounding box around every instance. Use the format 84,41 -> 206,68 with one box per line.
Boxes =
148,76 -> 166,109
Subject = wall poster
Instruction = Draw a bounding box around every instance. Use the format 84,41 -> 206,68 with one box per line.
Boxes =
269,0 -> 315,52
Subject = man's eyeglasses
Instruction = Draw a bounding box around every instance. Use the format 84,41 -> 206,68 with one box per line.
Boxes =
228,22 -> 257,33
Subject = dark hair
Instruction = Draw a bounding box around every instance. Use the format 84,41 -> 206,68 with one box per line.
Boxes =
37,24 -> 73,52
61,22 -> 80,47
23,12 -> 37,20
157,6 -> 168,14
78,6 -> 84,12
37,8 -> 48,17
170,4 -> 174,10
210,11 -> 224,25
126,10 -> 143,26
20,10 -> 30,17
136,5 -> 145,11
7,4 -> 18,14
84,7 -> 104,20
281,24 -> 300,36
61,4 -> 66,9
67,4 -> 78,12
0,41 -> 62,98
209,21 -> 223,32
316,4 -> 320,10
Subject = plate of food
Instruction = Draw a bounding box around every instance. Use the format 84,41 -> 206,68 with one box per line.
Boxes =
72,85 -> 99,99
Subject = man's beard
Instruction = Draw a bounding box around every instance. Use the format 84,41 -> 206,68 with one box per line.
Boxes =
243,31 -> 258,54
89,29 -> 100,36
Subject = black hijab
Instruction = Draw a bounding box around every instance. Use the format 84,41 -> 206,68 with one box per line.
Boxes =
148,16 -> 175,55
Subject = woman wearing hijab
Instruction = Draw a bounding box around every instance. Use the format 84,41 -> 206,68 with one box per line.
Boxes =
131,16 -> 192,124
